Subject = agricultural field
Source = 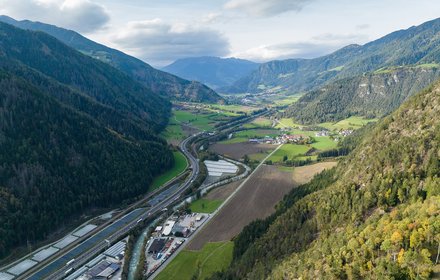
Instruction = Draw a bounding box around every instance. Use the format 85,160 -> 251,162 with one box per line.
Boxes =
208,104 -> 257,114
205,180 -> 242,201
219,129 -> 279,144
276,116 -> 377,132
248,151 -> 273,162
275,118 -> 304,129
310,136 -> 338,150
156,241 -> 233,280
186,162 -> 336,252
209,142 -> 275,161
291,161 -> 337,185
318,116 -> 377,131
243,117 -> 273,129
271,93 -> 303,106
188,180 -> 241,214
173,110 -> 215,131
150,151 -> 188,190
189,199 -> 223,214
186,165 -> 295,250
163,107 -> 243,144
267,144 -> 310,162
161,121 -> 185,144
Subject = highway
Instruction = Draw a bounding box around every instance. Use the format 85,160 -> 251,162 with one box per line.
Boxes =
16,110 -> 269,280
19,133 -> 201,280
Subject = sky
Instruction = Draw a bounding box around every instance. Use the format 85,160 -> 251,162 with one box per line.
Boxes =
1,0 -> 440,67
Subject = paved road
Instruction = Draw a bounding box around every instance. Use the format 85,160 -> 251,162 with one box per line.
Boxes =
14,110 -> 269,280
149,144 -> 282,279
19,133 -> 201,280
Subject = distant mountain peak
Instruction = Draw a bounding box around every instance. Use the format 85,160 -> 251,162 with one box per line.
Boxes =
163,56 -> 260,90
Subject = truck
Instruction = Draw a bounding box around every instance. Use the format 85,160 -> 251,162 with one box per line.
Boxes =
65,259 -> 75,266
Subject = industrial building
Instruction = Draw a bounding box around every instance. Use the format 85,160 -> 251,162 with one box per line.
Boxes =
147,239 -> 166,254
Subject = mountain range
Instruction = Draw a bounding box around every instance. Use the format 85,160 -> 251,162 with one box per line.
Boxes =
213,74 -> 440,280
225,17 -> 440,95
0,15 -> 224,103
163,56 -> 259,90
0,21 -> 174,259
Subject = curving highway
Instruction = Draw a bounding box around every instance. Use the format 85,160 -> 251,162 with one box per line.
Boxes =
15,110 -> 269,280
19,133 -> 201,280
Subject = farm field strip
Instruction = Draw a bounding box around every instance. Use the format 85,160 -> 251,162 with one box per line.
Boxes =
152,145 -> 283,279
155,241 -> 233,280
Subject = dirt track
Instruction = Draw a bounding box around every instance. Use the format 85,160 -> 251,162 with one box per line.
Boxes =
186,162 -> 337,250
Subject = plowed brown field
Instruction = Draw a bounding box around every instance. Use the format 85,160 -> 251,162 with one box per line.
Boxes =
186,161 -> 336,250
209,142 -> 274,160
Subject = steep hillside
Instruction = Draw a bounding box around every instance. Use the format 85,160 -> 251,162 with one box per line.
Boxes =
212,80 -> 440,279
226,18 -> 440,94
284,65 -> 440,123
0,21 -> 170,132
0,22 -> 176,259
0,15 -> 224,103
163,56 -> 259,89
0,71 -> 173,259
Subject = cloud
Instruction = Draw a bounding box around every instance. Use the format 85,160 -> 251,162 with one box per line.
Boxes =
224,0 -> 314,17
0,0 -> 109,33
111,19 -> 231,66
234,33 -> 368,62
201,12 -> 223,24
356,24 -> 370,30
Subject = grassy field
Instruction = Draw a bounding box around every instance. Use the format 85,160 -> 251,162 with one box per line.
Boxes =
150,151 -> 188,190
156,241 -> 234,280
249,152 -> 271,162
220,129 -> 279,144
209,104 -> 256,113
220,137 -> 249,144
173,110 -> 215,131
318,116 -> 377,131
272,94 -> 303,106
275,118 -> 304,129
268,144 -> 310,162
243,117 -> 272,129
311,136 -> 338,150
189,199 -> 223,214
161,122 -> 185,142
276,116 -> 376,131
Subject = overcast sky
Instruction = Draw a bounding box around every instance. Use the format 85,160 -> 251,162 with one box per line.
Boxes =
1,0 -> 440,66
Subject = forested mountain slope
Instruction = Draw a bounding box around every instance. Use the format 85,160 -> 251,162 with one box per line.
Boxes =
212,80 -> 440,279
226,17 -> 440,94
0,22 -> 174,259
163,56 -> 259,89
284,65 -> 440,124
0,15 -> 224,103
0,22 -> 170,132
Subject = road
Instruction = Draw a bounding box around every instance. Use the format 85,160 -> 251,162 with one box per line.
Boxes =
14,110 -> 268,280
18,133 -> 201,280
149,144 -> 283,279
